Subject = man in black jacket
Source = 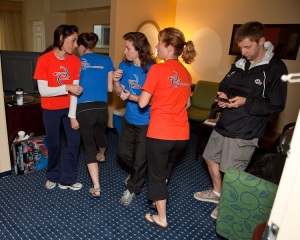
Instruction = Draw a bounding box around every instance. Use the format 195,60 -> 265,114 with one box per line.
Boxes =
193,21 -> 287,219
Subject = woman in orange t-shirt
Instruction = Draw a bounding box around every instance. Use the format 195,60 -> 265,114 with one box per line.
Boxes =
34,25 -> 83,191
139,27 -> 196,229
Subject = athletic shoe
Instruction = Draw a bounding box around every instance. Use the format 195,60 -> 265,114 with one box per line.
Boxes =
58,182 -> 83,191
193,189 -> 220,204
211,204 -> 219,219
119,189 -> 135,205
45,180 -> 56,189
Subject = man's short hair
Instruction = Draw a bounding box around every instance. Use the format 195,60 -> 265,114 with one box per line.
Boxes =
235,21 -> 266,43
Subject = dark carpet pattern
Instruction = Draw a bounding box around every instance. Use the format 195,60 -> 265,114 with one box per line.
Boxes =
0,131 -> 218,240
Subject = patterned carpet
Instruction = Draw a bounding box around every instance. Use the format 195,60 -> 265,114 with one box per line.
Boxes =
0,130 -> 219,240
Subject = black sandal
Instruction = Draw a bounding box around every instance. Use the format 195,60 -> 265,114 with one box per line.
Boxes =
149,201 -> 157,210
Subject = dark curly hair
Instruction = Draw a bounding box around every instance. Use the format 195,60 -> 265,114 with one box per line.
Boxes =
123,32 -> 156,73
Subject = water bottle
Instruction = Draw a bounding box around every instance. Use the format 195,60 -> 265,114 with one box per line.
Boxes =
15,88 -> 23,106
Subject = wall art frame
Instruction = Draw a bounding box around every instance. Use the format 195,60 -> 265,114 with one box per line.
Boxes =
229,24 -> 300,60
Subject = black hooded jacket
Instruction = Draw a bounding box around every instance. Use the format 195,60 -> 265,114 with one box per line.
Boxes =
215,55 -> 287,140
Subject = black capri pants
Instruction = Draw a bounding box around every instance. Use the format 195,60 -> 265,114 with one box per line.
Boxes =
146,137 -> 188,201
76,101 -> 108,164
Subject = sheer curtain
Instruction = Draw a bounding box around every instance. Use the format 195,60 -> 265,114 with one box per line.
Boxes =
0,11 -> 23,50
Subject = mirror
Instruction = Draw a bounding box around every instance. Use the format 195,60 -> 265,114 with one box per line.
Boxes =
136,20 -> 160,56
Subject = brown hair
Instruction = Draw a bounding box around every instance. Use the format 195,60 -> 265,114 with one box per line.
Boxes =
122,32 -> 156,73
159,27 -> 196,64
235,21 -> 266,43
77,32 -> 98,50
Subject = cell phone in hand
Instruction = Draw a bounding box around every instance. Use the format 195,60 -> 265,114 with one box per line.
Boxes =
216,97 -> 229,103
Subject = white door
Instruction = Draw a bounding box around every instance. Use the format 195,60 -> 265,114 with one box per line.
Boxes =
265,97 -> 300,239
29,21 -> 45,52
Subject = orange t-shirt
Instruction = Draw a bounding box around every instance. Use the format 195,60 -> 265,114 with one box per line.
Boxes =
33,50 -> 81,110
142,60 -> 192,140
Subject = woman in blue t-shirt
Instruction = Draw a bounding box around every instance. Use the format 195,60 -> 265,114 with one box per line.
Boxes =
113,32 -> 156,205
70,32 -> 115,197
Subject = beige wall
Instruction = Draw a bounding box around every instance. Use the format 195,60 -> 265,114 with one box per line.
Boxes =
50,0 -> 110,12
66,9 -> 111,55
1,0 -> 300,173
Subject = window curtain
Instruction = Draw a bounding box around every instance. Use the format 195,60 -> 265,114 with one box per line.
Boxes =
0,11 -> 23,51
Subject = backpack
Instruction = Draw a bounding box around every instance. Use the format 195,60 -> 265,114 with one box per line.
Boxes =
246,122 -> 295,185
277,122 -> 295,155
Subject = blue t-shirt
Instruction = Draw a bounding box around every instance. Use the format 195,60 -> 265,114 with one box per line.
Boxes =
119,61 -> 152,125
78,53 -> 115,103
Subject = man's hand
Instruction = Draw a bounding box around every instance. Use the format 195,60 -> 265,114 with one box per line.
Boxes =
216,91 -> 229,108
215,91 -> 246,108
226,96 -> 246,109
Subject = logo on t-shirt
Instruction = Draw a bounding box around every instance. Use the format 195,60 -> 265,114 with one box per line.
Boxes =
81,58 -> 104,70
128,74 -> 142,95
168,71 -> 190,88
53,66 -> 71,85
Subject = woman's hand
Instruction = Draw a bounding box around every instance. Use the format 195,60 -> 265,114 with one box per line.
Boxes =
120,89 -> 131,101
113,69 -> 123,82
66,84 -> 83,96
70,118 -> 79,130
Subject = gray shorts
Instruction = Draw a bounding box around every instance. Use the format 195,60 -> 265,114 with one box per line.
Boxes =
203,130 -> 258,172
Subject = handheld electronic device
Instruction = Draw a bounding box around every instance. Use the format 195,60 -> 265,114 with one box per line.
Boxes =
216,97 -> 230,103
